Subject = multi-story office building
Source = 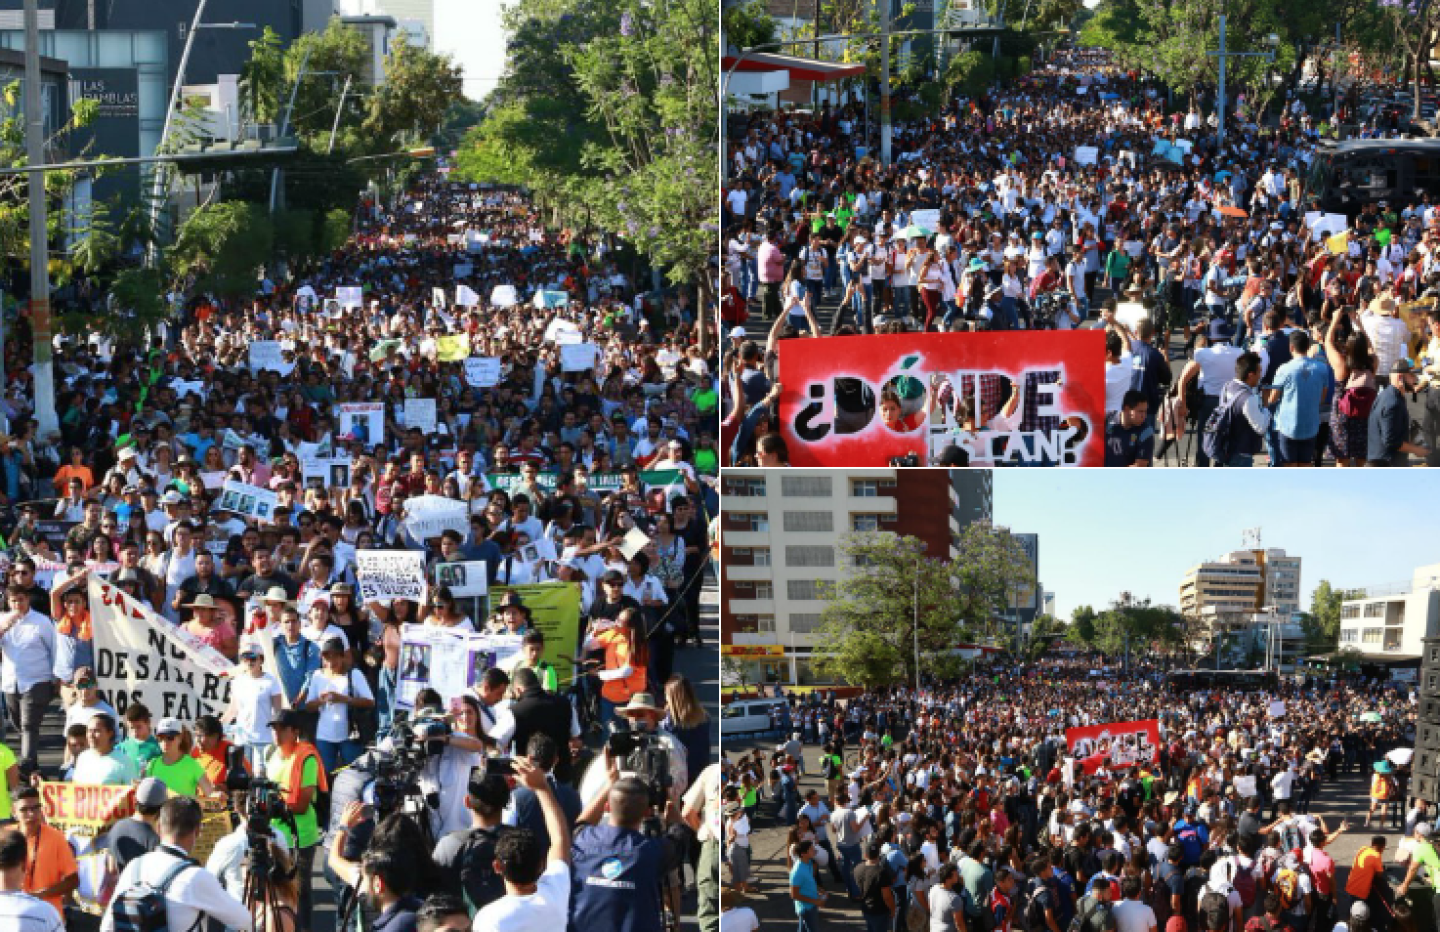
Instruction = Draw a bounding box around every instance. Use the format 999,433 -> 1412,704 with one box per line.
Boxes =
1179,549 -> 1302,617
720,469 -> 992,685
1338,562 -> 1440,659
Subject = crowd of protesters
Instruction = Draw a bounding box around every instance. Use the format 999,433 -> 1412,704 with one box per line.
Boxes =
0,174 -> 720,931
720,47 -> 1440,466
718,655 -> 1427,932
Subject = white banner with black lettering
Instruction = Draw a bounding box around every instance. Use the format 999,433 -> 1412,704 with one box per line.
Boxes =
355,549 -> 428,604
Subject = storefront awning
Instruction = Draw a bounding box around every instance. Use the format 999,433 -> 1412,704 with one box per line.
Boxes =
722,52 -> 867,83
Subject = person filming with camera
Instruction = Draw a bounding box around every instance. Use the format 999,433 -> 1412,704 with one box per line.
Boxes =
265,709 -> 327,932
471,757 -> 572,930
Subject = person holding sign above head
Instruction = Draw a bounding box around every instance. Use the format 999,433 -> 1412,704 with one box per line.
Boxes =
145,718 -> 220,799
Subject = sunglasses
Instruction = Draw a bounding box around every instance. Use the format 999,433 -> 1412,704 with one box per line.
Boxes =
158,733 -> 179,741
75,680 -> 95,689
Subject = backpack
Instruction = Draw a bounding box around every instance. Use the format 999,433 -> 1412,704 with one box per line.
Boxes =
1183,867 -> 1210,928
455,824 -> 514,913
1280,820 -> 1305,854
1202,888 -> 1232,932
1273,868 -> 1300,911
1202,381 -> 1249,465
1068,895 -> 1108,932
108,856 -> 197,932
346,669 -> 379,746
1151,862 -> 1176,927
1337,384 -> 1377,420
1229,857 -> 1257,909
823,755 -> 840,781
1025,879 -> 1052,932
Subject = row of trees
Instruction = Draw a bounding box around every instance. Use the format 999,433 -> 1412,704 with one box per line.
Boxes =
453,0 -> 716,344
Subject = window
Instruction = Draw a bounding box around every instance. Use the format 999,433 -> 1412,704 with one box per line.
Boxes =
731,514 -> 768,532
787,546 -> 836,567
790,613 -> 823,633
1362,628 -> 1383,645
852,514 -> 882,532
788,579 -> 823,600
730,614 -> 759,632
756,615 -> 776,633
1340,628 -> 1359,644
783,512 -> 833,533
752,548 -> 771,567
1364,603 -> 1386,618
753,583 -> 774,600
1342,604 -> 1361,619
782,476 -> 833,497
852,479 -> 880,497
725,477 -> 767,497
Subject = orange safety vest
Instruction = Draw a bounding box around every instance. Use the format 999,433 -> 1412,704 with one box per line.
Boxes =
279,742 -> 329,808
598,628 -> 647,705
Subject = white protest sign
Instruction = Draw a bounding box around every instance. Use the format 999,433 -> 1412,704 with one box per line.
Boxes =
248,341 -> 283,374
400,495 -> 469,541
560,342 -> 601,372
403,398 -> 437,434
356,549 -> 428,604
1233,775 -> 1258,798
435,561 -> 489,598
1074,146 -> 1099,166
90,575 -> 234,721
490,285 -> 518,307
1076,85 -> 1089,95
171,380 -> 206,401
464,357 -> 502,388
619,527 -> 651,561
432,287 -> 446,308
301,458 -> 351,489
457,284 -> 480,307
396,627 -> 522,711
337,403 -> 385,447
336,286 -> 364,309
1268,700 -> 1286,718
215,480 -> 279,521
1310,213 -> 1348,241
909,209 -> 940,231
544,319 -> 584,345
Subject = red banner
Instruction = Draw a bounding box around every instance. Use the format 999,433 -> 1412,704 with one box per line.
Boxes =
775,332 -> 1105,467
1065,718 -> 1161,775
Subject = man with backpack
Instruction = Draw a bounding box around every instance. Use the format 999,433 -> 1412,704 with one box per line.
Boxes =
1270,851 -> 1313,932
1152,845 -> 1185,930
101,795 -> 251,932
1198,867 -> 1243,932
1026,855 -> 1064,932
1204,352 -> 1272,467
1071,871 -> 1118,932
431,769 -> 514,912
1303,828 -> 1339,932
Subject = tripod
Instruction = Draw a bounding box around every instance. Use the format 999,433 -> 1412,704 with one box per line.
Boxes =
240,833 -> 290,932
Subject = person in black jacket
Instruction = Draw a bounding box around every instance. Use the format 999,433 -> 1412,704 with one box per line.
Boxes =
1367,360 -> 1430,465
508,667 -> 577,783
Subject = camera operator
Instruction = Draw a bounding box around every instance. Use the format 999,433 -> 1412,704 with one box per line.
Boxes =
503,734 -> 582,851
101,796 -> 253,932
578,693 -> 689,807
472,758 -> 573,930
204,794 -> 292,899
431,769 -> 512,912
264,710 -> 327,932
571,748 -> 675,932
328,802 -> 423,932
376,691 -> 487,840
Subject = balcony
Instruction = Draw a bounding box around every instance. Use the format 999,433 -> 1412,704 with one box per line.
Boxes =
728,598 -> 776,614
725,531 -> 770,547
727,565 -> 773,582
846,496 -> 898,513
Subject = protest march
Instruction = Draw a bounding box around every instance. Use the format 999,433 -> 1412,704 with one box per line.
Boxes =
0,171 -> 719,931
720,46 -> 1440,466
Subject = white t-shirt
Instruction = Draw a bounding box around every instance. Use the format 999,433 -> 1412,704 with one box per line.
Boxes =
305,669 -> 373,744
1106,355 -> 1134,413
1113,899 -> 1158,932
0,890 -> 62,931
720,907 -> 760,932
472,860 -> 571,931
231,673 -> 282,745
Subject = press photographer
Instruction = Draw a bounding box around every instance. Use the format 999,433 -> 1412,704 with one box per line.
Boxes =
262,710 -> 326,932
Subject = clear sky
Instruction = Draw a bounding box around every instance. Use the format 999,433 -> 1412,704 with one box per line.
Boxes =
992,471 -> 1439,620
435,0 -> 508,102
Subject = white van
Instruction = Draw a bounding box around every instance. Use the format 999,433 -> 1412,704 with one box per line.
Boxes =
721,699 -> 787,738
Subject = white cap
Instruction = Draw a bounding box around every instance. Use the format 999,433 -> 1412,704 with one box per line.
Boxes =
729,326 -> 746,339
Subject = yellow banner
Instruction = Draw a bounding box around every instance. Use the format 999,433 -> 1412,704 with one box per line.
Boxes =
40,781 -> 135,832
1326,231 -> 1348,255
722,644 -> 785,658
437,334 -> 470,362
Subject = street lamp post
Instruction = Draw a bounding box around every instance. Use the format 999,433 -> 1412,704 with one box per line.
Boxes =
146,4 -> 255,264
1208,16 -> 1279,147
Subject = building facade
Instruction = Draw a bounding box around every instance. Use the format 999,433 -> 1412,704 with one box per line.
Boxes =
1339,562 -> 1440,659
1179,549 -> 1303,617
720,468 -> 993,685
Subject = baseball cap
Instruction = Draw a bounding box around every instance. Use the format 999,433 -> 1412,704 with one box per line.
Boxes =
271,709 -> 307,731
729,326 -> 746,339
135,778 -> 169,808
155,718 -> 183,736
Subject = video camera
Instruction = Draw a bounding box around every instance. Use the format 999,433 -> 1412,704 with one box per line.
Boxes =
607,720 -> 672,807
367,709 -> 450,821
222,745 -> 296,883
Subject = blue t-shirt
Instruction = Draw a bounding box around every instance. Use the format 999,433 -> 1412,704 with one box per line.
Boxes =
791,859 -> 820,915
571,822 -> 664,932
1273,354 -> 1328,441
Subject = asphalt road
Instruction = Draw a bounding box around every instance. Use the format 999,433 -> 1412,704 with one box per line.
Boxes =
32,572 -> 720,930
724,732 -> 1414,931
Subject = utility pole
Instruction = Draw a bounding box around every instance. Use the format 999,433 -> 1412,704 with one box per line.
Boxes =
880,0 -> 892,166
270,44 -> 314,214
24,0 -> 56,437
1207,15 -> 1278,148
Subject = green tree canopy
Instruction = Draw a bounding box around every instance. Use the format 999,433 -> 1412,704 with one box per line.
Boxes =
1302,580 -> 1364,653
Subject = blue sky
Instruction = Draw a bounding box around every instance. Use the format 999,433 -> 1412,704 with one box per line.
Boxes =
435,0 -> 508,101
992,471 -> 1438,620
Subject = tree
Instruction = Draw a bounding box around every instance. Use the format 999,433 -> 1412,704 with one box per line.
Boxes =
722,0 -> 777,53
810,533 -> 970,688
950,523 -> 1037,641
364,41 -> 465,144
1302,580 -> 1362,653
1024,614 -> 1066,662
239,26 -> 286,125
1072,605 -> 1098,646
1089,597 -> 1184,660
282,19 -> 371,149
167,201 -> 273,298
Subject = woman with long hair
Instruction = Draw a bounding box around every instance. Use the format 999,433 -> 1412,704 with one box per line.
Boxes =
583,604 -> 649,726
664,674 -> 711,781
1324,309 -> 1378,467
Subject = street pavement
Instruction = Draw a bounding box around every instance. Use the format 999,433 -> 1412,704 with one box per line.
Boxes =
724,733 -> 1418,931
27,571 -> 719,930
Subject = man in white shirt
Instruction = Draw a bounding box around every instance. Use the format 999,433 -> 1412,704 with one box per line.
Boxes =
1113,875 -> 1159,932
472,758 -> 572,931
0,827 -> 61,931
102,796 -> 253,932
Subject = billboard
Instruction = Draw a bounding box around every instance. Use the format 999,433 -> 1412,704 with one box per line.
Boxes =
69,68 -> 140,205
775,332 -> 1105,467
